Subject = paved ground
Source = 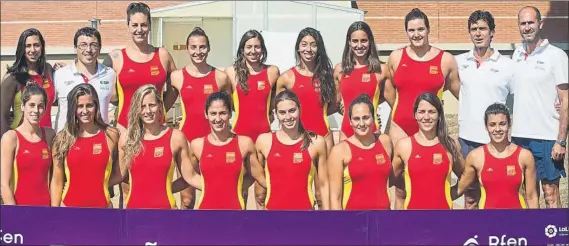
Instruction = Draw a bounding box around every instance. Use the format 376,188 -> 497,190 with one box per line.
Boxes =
110,114 -> 568,209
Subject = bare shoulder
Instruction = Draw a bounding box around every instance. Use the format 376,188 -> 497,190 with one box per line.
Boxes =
169,69 -> 184,87
330,140 -> 348,155
442,51 -> 458,64
158,47 -> 172,58
378,134 -> 392,148
388,48 -> 404,61
379,63 -> 390,76
394,136 -> 412,153
310,134 -> 326,148
467,146 -> 484,161
108,49 -> 122,60
224,65 -> 235,77
215,68 -> 229,80
190,137 -> 205,152
256,132 -> 272,146
1,130 -> 17,144
279,68 -> 294,81
171,128 -> 188,143
105,126 -> 120,138
518,146 -> 535,162
237,135 -> 254,148
267,65 -> 280,75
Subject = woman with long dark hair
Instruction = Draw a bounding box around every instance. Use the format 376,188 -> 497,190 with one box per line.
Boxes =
187,92 -> 264,210
118,85 -> 202,209
224,29 -> 280,209
170,26 -> 232,209
1,83 -> 56,206
328,94 -> 393,210
335,21 -> 389,139
275,27 -> 336,209
391,92 -> 463,209
50,83 -> 121,208
1,28 -> 56,136
254,90 -> 330,210
384,8 -> 460,146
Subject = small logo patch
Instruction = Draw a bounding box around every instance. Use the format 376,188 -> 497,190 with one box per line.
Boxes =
41,149 -> 49,159
257,81 -> 266,90
150,66 -> 160,76
226,152 -> 236,163
42,79 -> 51,88
433,153 -> 443,164
506,165 -> 516,176
154,146 -> 164,158
362,74 -> 371,83
293,152 -> 303,164
376,154 -> 386,164
429,66 -> 438,74
204,84 -> 214,94
93,143 -> 102,155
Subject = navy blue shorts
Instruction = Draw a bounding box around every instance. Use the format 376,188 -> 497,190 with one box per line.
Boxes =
458,138 -> 485,159
512,137 -> 567,181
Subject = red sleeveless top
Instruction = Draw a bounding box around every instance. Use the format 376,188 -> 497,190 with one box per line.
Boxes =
179,67 -> 218,142
265,133 -> 315,210
404,136 -> 452,209
339,66 -> 381,137
291,67 -> 329,137
13,128 -> 51,206
479,145 -> 526,209
232,67 -> 272,141
196,136 -> 245,210
63,130 -> 112,208
116,48 -> 167,128
126,128 -> 176,209
392,48 -> 445,136
343,137 -> 391,210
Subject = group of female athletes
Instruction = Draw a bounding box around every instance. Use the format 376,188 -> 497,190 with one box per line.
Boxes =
0,3 -> 539,210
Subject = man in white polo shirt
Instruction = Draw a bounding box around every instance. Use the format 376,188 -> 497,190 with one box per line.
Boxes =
511,6 -> 568,209
54,27 -> 116,132
455,10 -> 515,209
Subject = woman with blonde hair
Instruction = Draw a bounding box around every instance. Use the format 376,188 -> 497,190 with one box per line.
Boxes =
50,83 -> 121,208
118,84 -> 202,209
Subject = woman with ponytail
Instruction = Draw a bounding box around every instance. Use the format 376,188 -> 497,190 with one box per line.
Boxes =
50,83 -> 121,208
170,26 -> 232,209
1,83 -> 56,206
253,90 -> 330,210
391,92 -> 463,210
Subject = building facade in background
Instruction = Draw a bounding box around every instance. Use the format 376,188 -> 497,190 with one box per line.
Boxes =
1,0 -> 568,117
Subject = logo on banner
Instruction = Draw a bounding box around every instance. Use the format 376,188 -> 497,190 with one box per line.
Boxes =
145,242 -> 157,246
545,224 -> 569,238
464,234 -> 528,246
0,230 -> 24,244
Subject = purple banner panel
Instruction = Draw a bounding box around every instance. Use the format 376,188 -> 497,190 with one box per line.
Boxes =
1,205 -> 568,245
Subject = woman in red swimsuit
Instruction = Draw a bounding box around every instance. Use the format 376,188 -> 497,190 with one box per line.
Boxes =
1,28 -> 56,136
50,83 -> 121,208
384,8 -> 461,146
1,83 -> 56,206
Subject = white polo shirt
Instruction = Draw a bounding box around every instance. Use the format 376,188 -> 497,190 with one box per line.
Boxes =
54,61 -> 116,132
456,49 -> 515,144
511,39 -> 569,140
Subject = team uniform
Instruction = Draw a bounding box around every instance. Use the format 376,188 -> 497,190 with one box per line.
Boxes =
125,128 -> 177,209
116,48 -> 167,128
232,66 -> 272,141
179,67 -> 218,142
404,136 -> 453,209
195,136 -> 246,210
62,130 -> 112,208
455,50 -> 514,156
12,128 -> 51,206
339,66 -> 381,137
11,74 -> 55,129
342,138 -> 391,210
264,133 -> 316,210
511,39 -> 568,181
392,49 -> 445,136
478,145 -> 526,209
291,67 -> 329,137
53,62 -> 115,132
